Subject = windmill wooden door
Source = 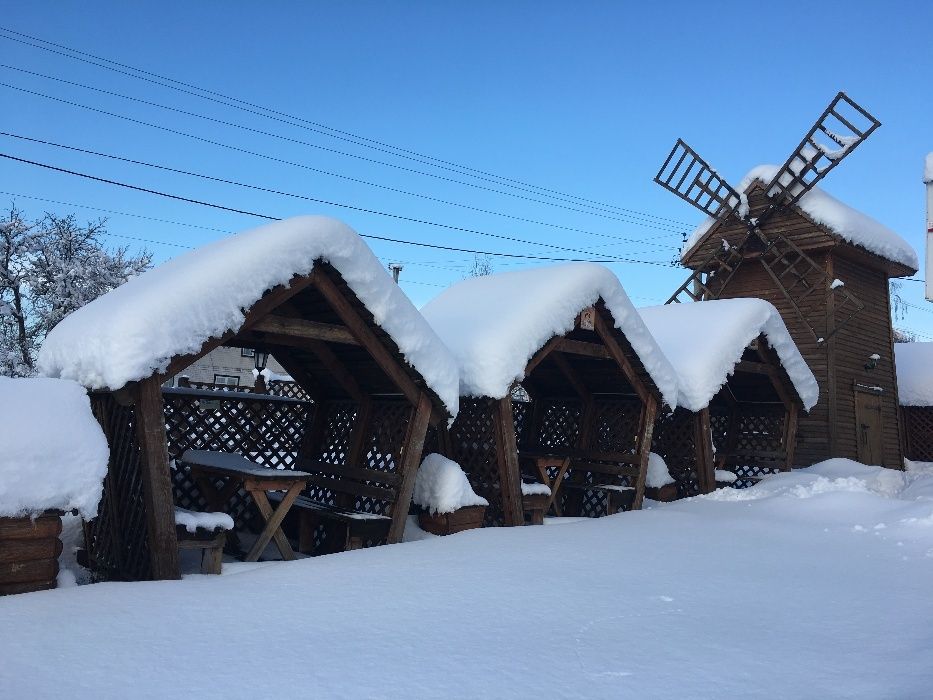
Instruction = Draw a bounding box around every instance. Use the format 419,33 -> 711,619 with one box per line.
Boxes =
854,385 -> 884,466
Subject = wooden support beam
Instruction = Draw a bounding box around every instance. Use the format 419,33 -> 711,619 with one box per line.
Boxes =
632,395 -> 659,510
263,347 -> 322,401
305,339 -> 365,403
132,377 -> 180,580
251,315 -> 359,345
493,397 -> 525,526
695,408 -> 716,494
388,392 -> 433,543
525,336 -> 562,376
783,402 -> 799,472
593,310 -> 650,404
550,352 -> 592,404
555,338 -> 612,360
735,360 -> 777,376
312,268 -> 424,410
157,273 -> 317,384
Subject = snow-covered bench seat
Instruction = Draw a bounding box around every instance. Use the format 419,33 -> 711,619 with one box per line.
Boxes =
174,507 -> 234,575
268,492 -> 391,553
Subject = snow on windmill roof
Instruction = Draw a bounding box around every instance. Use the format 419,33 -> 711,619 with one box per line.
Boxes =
638,298 -> 819,413
894,342 -> 933,407
0,377 -> 109,518
683,164 -> 919,271
420,263 -> 679,406
37,216 -> 460,416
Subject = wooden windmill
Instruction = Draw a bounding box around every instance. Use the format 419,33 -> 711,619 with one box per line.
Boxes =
655,93 -> 918,468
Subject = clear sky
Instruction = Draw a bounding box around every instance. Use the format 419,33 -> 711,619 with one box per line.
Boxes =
1,1 -> 932,337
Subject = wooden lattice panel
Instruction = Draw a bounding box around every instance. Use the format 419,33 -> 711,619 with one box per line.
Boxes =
539,400 -> 582,449
447,398 -> 503,525
354,400 -> 412,518
711,406 -> 786,489
902,407 -> 933,461
652,408 -> 701,497
86,393 -> 152,581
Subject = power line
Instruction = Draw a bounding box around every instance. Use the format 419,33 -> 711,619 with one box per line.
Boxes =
0,25 -> 691,228
0,133 -> 676,263
0,74 -> 686,240
0,160 -> 676,267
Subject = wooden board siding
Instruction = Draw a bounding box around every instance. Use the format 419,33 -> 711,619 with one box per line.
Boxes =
829,253 -> 903,467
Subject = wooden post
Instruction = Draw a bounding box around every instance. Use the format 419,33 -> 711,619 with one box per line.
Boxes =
632,396 -> 658,510
387,392 -> 433,544
132,377 -> 180,580
694,408 -> 716,493
783,402 -> 799,471
493,397 -> 524,526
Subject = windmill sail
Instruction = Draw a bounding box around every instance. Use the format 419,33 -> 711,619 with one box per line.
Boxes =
654,139 -> 743,220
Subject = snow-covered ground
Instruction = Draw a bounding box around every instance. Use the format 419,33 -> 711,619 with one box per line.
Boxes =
3,459 -> 933,699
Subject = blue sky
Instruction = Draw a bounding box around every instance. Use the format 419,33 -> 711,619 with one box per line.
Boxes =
1,1 -> 932,336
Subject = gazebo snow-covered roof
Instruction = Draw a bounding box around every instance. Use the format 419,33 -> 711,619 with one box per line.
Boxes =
38,216 -> 459,417
895,342 -> 933,407
0,377 -> 108,518
421,262 -> 678,407
639,298 -> 819,413
682,164 -> 919,274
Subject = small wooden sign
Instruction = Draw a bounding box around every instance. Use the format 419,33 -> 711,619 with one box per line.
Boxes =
578,306 -> 596,331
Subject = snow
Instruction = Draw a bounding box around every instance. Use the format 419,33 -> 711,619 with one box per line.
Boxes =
0,377 -> 109,518
683,165 -> 919,271
714,469 -> 738,484
646,452 -> 674,488
412,453 -> 489,514
894,342 -> 933,406
421,263 -> 678,407
521,481 -> 552,496
174,507 -> 234,533
37,216 -> 460,417
181,449 -> 312,478
924,153 -> 933,184
830,278 -> 844,289
254,367 -> 294,383
3,458 -> 933,698
639,298 -> 819,412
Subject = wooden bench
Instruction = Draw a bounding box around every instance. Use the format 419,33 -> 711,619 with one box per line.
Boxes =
288,458 -> 398,553
560,455 -> 641,516
174,508 -> 232,575
714,448 -> 788,486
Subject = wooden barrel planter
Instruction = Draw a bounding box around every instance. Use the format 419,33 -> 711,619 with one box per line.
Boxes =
0,512 -> 62,596
418,505 -> 487,536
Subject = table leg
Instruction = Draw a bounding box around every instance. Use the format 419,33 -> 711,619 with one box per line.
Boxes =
193,474 -> 246,556
245,484 -> 302,562
547,458 -> 572,516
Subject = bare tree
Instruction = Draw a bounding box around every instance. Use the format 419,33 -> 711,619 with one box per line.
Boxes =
467,254 -> 492,278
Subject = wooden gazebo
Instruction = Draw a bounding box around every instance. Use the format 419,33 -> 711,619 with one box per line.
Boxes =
640,299 -> 818,495
36,217 -> 459,581
421,265 -> 678,525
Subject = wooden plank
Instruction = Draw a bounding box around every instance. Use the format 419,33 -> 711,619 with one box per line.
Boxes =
267,349 -> 322,402
251,315 -> 359,345
494,397 -> 525,526
593,310 -> 650,404
735,360 -> 777,376
525,336 -> 562,376
305,475 -> 396,501
133,377 -> 180,580
784,402 -> 799,471
245,485 -> 302,562
825,253 -> 838,456
312,267 -> 423,409
0,538 -> 63,564
555,338 -> 611,360
695,408 -> 716,494
550,352 -> 592,403
0,515 -> 62,540
388,392 -> 433,543
632,396 -> 658,510
304,339 -> 365,402
297,458 -> 401,486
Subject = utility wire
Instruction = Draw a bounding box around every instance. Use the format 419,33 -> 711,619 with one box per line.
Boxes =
0,77 -> 684,241
0,133 -> 675,263
0,156 -> 676,266
0,25 -> 691,228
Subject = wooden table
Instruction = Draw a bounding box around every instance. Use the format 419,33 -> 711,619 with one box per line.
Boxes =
518,448 -> 574,516
181,450 -> 312,562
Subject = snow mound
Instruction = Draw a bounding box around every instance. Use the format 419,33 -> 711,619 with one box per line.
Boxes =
421,263 -> 678,406
895,342 -> 933,406
521,481 -> 552,496
37,216 -> 459,417
174,508 -> 235,533
0,377 -> 109,518
639,298 -> 819,412
683,165 -> 918,271
413,453 -> 489,515
646,452 -> 674,488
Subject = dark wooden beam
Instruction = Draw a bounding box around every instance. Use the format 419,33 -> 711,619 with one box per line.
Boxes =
694,408 -> 716,494
312,268 -> 424,410
261,347 -> 322,401
388,392 -> 433,543
132,377 -> 179,580
251,315 -> 359,345
631,395 -> 659,510
735,360 -> 777,376
525,336 -> 562,376
550,352 -> 592,403
493,397 -> 524,526
556,337 -> 612,360
593,311 -> 650,404
305,339 -> 365,403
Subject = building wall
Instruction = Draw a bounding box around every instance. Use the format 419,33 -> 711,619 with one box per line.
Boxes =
173,346 -> 288,387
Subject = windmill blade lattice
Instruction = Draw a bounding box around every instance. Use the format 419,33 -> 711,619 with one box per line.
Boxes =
665,243 -> 746,304
762,93 -> 881,215
654,139 -> 743,220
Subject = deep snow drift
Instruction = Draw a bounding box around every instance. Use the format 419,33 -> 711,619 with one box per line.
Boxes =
0,377 -> 108,518
2,459 -> 932,699
37,216 -> 460,417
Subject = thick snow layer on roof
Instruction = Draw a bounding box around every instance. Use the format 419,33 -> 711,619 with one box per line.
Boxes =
0,377 -> 109,518
639,298 -> 819,412
924,153 -> 933,184
683,165 -> 918,271
38,216 -> 459,416
412,453 -> 489,515
894,342 -> 933,406
421,264 -> 678,405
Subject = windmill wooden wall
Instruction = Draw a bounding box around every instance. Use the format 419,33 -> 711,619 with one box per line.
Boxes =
682,186 -> 906,467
